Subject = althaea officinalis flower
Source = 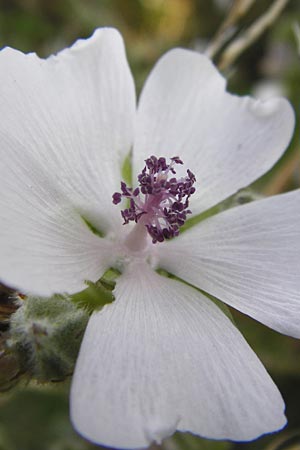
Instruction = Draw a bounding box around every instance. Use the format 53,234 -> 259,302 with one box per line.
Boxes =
0,28 -> 299,449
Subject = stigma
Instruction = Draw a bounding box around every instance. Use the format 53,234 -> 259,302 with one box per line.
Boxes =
112,156 -> 196,244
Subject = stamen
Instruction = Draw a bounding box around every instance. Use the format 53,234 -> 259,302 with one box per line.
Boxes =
112,156 -> 196,244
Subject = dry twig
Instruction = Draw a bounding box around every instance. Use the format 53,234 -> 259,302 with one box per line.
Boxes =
219,0 -> 290,71
206,0 -> 256,59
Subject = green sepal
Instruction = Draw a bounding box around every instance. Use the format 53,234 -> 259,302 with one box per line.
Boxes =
71,268 -> 120,312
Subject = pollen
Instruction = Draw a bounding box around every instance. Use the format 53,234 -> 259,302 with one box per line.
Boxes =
112,156 -> 196,243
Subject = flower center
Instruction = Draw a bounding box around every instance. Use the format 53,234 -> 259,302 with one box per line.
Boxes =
112,156 -> 196,244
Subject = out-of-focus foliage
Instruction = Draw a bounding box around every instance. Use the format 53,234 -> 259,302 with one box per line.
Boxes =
0,1 -> 300,449
0,384 -> 100,450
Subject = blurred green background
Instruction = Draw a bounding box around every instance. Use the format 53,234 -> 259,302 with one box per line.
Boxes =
0,0 -> 300,449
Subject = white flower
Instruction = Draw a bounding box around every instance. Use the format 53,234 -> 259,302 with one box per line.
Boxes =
0,28 -> 299,449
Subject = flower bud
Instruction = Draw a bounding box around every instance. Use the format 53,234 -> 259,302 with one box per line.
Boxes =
9,295 -> 89,382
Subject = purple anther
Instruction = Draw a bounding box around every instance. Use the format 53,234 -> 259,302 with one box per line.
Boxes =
112,155 -> 196,243
112,192 -> 122,205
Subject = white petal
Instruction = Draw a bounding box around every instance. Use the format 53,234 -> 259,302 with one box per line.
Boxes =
71,261 -> 285,449
156,190 -> 300,338
133,49 -> 294,215
0,166 -> 116,296
0,28 -> 136,233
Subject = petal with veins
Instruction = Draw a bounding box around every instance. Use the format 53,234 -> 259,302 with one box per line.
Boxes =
0,163 -> 116,296
133,49 -> 294,216
71,262 -> 285,449
0,28 -> 136,233
156,189 -> 300,338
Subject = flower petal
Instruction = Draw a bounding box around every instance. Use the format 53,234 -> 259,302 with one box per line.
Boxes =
133,49 -> 294,215
0,28 -> 136,233
71,261 -> 285,449
0,164 -> 115,296
156,189 -> 300,338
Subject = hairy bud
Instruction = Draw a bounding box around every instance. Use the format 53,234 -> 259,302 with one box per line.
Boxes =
9,295 -> 89,382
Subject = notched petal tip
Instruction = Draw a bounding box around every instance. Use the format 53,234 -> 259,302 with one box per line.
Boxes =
248,95 -> 295,125
51,27 -> 125,60
162,48 -> 295,138
0,27 -> 125,64
248,94 -> 295,160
